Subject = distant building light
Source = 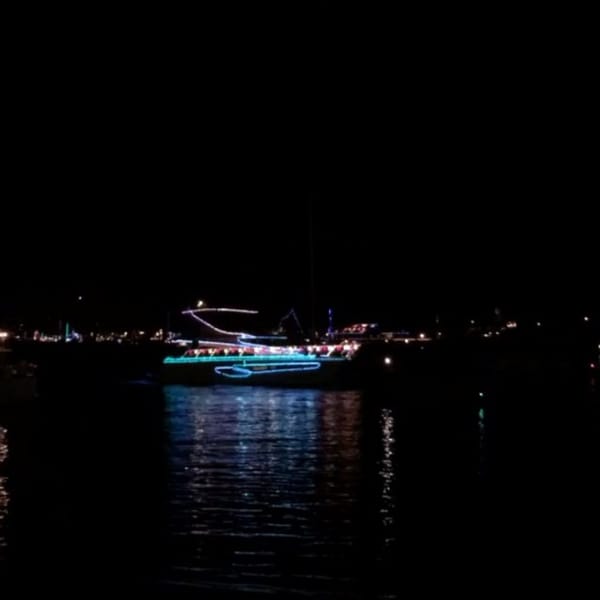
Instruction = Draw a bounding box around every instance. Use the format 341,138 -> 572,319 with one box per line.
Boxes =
0,331 -> 9,339
506,321 -> 518,328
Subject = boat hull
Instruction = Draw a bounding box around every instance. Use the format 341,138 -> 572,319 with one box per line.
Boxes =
161,355 -> 353,388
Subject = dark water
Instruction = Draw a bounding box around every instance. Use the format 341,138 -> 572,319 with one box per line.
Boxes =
1,380 -> 599,595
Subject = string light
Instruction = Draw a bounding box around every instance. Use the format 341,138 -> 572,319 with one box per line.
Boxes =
164,354 -> 347,364
181,307 -> 260,338
215,362 -> 321,379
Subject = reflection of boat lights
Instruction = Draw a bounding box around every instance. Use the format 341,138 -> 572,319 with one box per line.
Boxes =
478,407 -> 486,476
0,428 -> 7,464
1,427 -> 8,535
379,408 -> 395,534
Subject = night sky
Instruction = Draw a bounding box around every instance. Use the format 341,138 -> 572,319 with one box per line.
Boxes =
2,6 -> 597,333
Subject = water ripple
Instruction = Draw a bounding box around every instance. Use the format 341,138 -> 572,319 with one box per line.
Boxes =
163,386 -> 368,597
0,427 -> 8,558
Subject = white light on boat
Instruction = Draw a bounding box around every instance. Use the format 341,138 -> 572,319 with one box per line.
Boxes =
418,333 -> 425,339
197,300 -> 205,308
384,357 -> 392,366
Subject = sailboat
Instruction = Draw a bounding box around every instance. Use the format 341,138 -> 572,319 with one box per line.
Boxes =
161,306 -> 360,386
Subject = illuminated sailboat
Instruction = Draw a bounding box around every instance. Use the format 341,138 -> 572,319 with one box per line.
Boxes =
161,306 -> 360,386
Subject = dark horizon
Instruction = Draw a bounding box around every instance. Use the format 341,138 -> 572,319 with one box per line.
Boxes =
3,188 -> 597,332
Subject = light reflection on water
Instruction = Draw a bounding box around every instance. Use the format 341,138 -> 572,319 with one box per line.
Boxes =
164,385 -> 369,597
0,377 -> 597,595
379,408 -> 396,538
0,382 -> 520,596
0,427 -> 8,556
478,407 -> 486,477
162,384 -> 500,597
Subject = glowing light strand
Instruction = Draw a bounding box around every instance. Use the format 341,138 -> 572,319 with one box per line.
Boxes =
214,362 -> 321,379
184,310 -> 258,338
182,308 -> 259,315
163,354 -> 347,364
182,307 -> 289,346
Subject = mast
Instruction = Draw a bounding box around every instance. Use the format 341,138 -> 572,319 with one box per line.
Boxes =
308,194 -> 316,340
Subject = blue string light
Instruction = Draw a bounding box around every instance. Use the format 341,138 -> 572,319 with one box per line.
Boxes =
214,362 -> 322,379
